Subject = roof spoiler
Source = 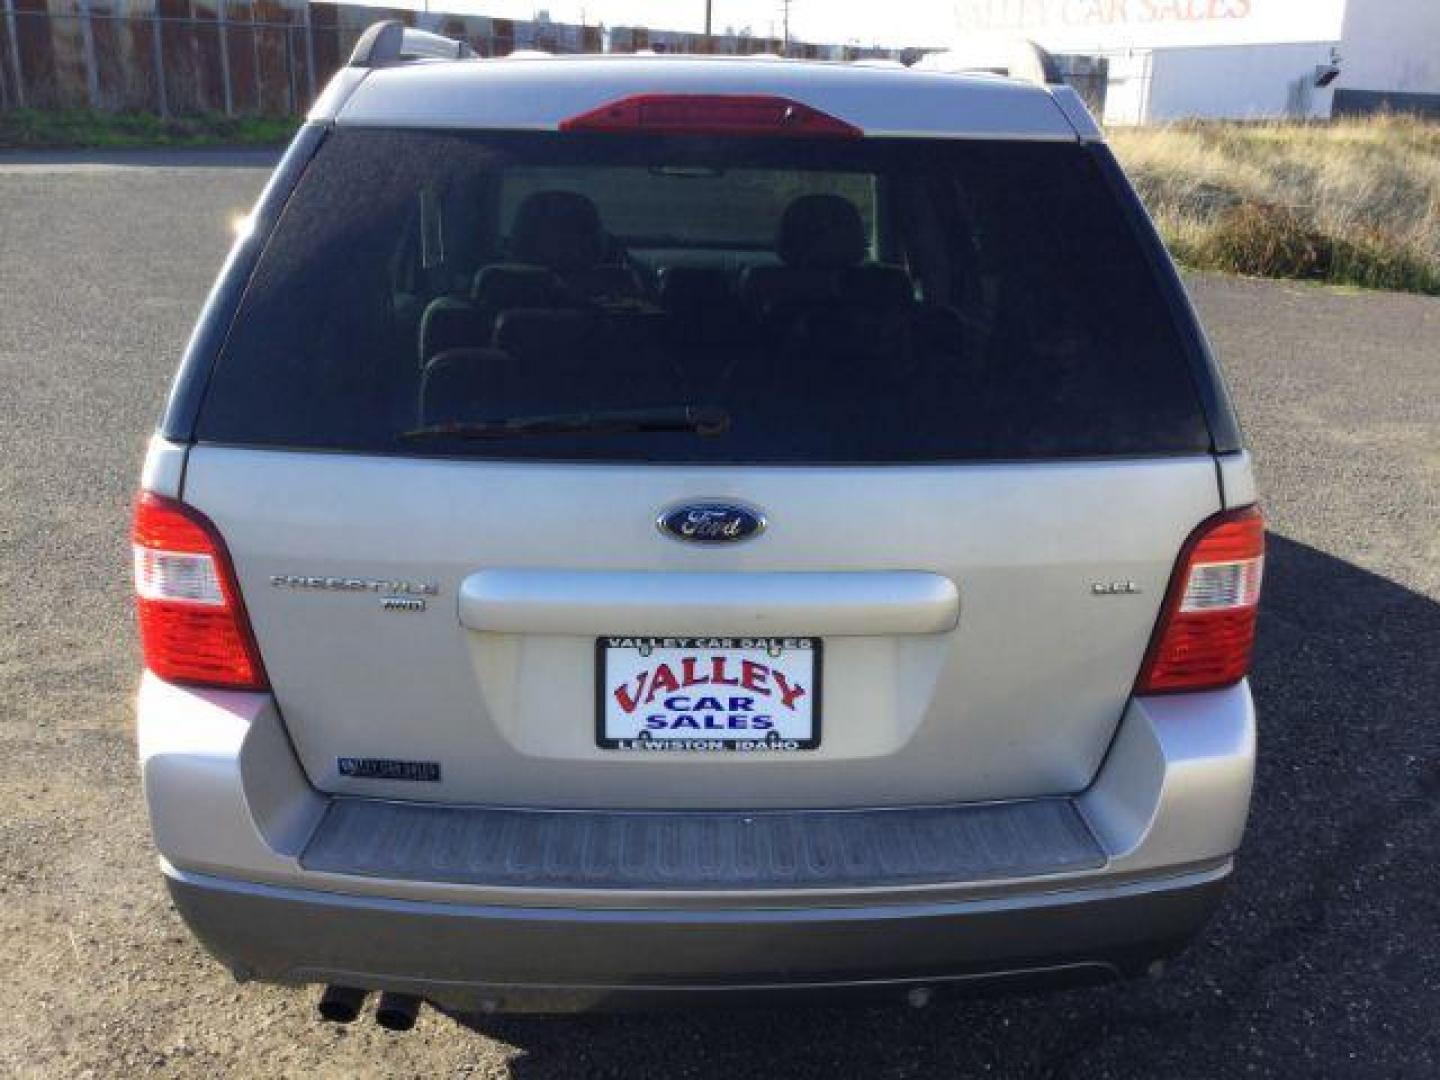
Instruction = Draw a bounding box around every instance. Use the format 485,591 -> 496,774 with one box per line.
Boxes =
913,39 -> 1063,86
349,20 -> 476,68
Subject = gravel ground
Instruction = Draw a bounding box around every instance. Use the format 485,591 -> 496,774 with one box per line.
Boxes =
0,151 -> 1436,1079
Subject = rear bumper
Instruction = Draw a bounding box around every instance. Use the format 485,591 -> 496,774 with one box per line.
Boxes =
137,673 -> 1255,1011
165,859 -> 1229,1012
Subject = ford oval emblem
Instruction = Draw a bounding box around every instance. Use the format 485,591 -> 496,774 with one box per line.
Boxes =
658,502 -> 766,545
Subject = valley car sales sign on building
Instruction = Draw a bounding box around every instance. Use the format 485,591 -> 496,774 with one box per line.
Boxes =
954,0 -> 1347,50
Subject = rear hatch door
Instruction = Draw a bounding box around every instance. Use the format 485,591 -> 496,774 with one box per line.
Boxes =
180,125 -> 1222,809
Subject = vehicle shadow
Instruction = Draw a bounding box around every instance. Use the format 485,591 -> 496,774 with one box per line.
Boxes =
449,534 -> 1440,1079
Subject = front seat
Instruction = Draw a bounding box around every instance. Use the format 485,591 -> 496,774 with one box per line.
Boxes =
740,194 -> 869,324
506,190 -> 641,300
746,195 -> 916,369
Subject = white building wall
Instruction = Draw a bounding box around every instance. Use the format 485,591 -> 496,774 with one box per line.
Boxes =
941,0 -> 1352,122
1132,43 -> 1338,123
1101,52 -> 1153,126
1338,0 -> 1440,95
937,0 -> 1440,122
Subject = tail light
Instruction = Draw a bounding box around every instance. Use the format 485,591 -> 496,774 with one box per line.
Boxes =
1136,506 -> 1265,694
559,94 -> 862,138
132,492 -> 267,690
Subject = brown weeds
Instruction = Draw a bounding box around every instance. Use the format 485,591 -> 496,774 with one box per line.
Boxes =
1110,115 -> 1440,294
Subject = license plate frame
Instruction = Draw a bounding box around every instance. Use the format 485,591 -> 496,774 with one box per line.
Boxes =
595,636 -> 823,752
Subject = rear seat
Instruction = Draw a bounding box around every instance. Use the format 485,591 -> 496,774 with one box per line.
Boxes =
416,191 -> 646,367
658,266 -> 746,345
471,264 -> 574,343
837,264 -> 915,308
417,297 -> 487,368
740,194 -> 914,330
419,347 -> 514,426
472,264 -> 570,313
416,267 -> 572,368
492,308 -> 597,365
421,328 -> 684,428
421,194 -> 680,424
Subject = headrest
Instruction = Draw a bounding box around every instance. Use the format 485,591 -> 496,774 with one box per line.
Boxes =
418,298 -> 486,365
776,194 -> 866,269
508,190 -> 606,272
419,347 -> 514,425
471,263 -> 569,308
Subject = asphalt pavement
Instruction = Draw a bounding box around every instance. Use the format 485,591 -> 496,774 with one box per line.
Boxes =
0,150 -> 1436,1078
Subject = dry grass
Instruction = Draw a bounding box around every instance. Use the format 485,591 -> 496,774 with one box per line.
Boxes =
0,108 -> 299,150
1110,115 -> 1440,294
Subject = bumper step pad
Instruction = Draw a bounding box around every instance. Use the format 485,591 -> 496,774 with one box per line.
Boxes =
301,797 -> 1104,891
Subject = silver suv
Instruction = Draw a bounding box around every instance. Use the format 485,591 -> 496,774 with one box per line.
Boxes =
134,24 -> 1262,1026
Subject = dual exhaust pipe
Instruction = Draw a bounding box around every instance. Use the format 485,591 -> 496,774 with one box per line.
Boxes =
318,986 -> 423,1031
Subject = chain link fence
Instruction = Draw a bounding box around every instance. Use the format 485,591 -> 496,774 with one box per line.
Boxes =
0,3 -> 894,119
0,2 -> 359,117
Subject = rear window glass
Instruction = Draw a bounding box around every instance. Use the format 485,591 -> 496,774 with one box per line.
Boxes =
196,129 -> 1210,462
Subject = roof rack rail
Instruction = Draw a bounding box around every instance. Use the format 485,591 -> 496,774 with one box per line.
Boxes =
913,39 -> 1062,86
349,19 -> 476,68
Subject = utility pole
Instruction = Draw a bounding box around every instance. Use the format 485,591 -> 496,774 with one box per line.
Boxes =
704,0 -> 712,37
780,0 -> 791,54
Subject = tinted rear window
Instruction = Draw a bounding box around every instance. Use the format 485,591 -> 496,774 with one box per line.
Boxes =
196,128 -> 1210,462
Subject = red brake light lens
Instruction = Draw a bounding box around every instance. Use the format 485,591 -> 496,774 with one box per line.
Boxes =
1136,506 -> 1265,694
132,492 -> 267,690
559,94 -> 863,138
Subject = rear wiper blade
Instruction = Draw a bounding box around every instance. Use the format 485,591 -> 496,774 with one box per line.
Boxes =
401,405 -> 730,441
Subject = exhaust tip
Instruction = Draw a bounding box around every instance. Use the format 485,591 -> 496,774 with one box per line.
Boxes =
374,992 -> 422,1032
317,985 -> 368,1024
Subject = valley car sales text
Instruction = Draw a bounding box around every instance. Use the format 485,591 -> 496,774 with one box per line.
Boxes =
605,637 -> 814,752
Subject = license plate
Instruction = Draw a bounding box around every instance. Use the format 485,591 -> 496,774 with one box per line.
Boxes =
596,637 -> 822,752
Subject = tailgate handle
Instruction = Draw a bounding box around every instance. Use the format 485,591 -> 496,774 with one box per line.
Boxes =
459,570 -> 959,637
